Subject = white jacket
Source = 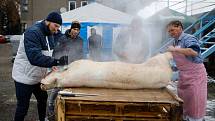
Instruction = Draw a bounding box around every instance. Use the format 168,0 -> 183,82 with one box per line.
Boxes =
12,35 -> 52,85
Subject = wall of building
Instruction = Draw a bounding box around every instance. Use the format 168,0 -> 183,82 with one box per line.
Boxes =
21,0 -> 90,30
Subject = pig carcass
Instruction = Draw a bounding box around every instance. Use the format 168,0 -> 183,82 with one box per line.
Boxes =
41,52 -> 173,90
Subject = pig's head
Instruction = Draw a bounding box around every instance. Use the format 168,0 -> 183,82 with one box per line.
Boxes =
40,69 -> 61,90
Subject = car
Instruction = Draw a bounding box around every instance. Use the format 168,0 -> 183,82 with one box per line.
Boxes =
0,35 -> 7,43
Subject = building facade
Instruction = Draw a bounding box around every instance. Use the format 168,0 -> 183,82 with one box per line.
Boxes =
20,0 -> 154,32
20,0 -> 95,31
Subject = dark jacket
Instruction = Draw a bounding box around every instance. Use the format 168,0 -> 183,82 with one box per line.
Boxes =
88,34 -> 102,49
53,29 -> 84,63
24,21 -> 58,67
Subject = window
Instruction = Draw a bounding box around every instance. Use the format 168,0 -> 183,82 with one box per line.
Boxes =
24,0 -> 28,5
21,23 -> 27,32
81,1 -> 88,7
23,6 -> 28,12
69,1 -> 76,10
22,0 -> 28,12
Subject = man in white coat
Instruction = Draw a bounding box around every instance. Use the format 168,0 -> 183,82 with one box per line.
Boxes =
12,12 -> 67,121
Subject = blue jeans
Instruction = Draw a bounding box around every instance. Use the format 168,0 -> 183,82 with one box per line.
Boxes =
14,81 -> 48,121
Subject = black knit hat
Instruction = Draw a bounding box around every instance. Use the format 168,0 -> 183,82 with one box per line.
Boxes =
46,12 -> 62,25
70,21 -> 81,29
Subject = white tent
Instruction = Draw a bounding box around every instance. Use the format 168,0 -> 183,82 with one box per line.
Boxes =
61,2 -> 132,24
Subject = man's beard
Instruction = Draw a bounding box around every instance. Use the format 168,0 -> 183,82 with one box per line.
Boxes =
47,23 -> 55,34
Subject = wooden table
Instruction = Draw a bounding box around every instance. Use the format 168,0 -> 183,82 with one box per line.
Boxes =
56,87 -> 183,121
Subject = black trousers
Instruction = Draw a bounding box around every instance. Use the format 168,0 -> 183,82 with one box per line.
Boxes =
14,81 -> 48,121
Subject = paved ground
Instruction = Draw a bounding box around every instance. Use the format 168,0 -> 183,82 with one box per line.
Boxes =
0,43 -> 38,121
0,43 -> 214,121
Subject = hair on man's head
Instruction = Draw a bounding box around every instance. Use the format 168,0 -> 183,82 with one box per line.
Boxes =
167,20 -> 183,29
70,21 -> 81,29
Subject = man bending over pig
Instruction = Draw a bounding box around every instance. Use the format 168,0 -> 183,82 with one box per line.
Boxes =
12,12 -> 68,121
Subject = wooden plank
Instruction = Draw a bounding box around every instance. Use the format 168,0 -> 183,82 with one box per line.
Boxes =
61,88 -> 181,104
65,115 -> 170,121
57,97 -> 65,121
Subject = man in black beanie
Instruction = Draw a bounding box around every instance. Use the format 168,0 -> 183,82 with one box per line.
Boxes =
12,11 -> 68,121
47,20 -> 84,118
53,21 -> 83,63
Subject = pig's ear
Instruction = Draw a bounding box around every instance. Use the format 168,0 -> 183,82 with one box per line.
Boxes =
52,66 -> 59,72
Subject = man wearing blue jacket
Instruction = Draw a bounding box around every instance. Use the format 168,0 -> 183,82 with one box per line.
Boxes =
12,12 -> 67,121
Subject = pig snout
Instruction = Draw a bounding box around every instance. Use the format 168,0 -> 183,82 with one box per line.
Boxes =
40,81 -> 57,91
40,75 -> 58,90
